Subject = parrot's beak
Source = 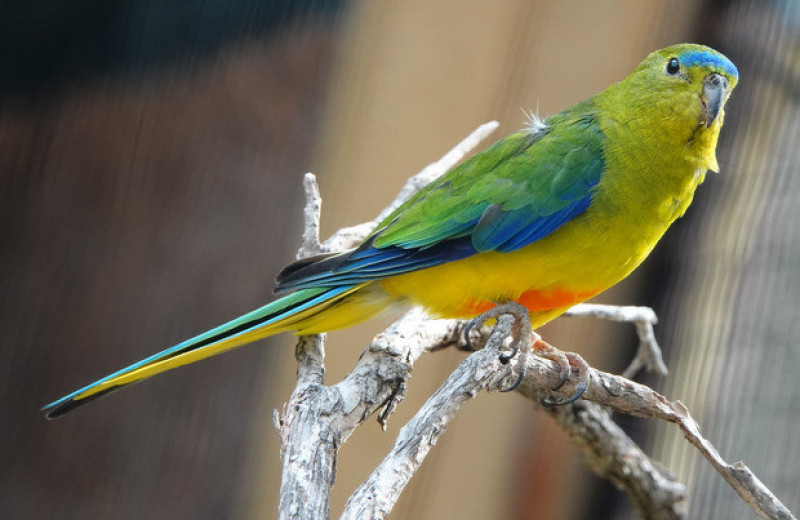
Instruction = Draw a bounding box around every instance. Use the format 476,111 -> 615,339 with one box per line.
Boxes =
701,73 -> 728,128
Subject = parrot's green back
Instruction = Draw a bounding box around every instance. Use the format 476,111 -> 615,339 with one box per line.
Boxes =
44,44 -> 738,418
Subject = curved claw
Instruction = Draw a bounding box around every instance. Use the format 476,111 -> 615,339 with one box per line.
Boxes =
499,343 -> 518,365
500,365 -> 526,393
534,348 -> 590,407
547,352 -> 571,391
463,318 -> 480,351
539,378 -> 587,407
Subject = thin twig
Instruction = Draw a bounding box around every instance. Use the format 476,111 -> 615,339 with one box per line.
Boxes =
515,348 -> 796,520
276,313 -> 468,520
319,121 -> 500,252
297,173 -> 324,258
565,303 -> 668,377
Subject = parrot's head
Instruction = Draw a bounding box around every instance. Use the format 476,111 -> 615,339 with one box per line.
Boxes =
612,43 -> 738,172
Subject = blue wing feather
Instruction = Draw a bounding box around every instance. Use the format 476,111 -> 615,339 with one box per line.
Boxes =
495,195 -> 591,252
472,204 -> 537,253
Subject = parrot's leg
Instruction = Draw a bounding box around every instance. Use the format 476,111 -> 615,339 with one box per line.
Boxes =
463,301 -> 530,359
463,301 -> 590,402
464,301 -> 589,398
463,301 -> 530,392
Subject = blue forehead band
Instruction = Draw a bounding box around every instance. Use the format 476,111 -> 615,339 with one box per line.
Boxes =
679,50 -> 739,79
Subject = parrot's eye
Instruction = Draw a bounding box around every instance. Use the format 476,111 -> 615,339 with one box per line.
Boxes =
666,57 -> 681,75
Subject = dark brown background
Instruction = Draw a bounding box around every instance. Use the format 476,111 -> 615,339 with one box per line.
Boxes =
2,1 -> 797,518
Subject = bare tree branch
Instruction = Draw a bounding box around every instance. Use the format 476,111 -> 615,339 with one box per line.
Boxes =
275,334 -> 331,519
514,348 -> 796,520
275,121 -> 796,520
297,172 -> 324,258
541,401 -> 686,519
564,303 -> 667,378
276,312 -> 469,519
340,315 -> 519,520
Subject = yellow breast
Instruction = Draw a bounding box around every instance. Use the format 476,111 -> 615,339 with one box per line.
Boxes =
381,135 -> 712,328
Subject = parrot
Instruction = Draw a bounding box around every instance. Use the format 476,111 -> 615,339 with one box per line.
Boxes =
44,43 -> 738,418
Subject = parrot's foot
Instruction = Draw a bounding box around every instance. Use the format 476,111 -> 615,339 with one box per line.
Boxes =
463,302 -> 590,399
465,301 -> 531,392
464,301 -> 532,359
533,339 -> 589,406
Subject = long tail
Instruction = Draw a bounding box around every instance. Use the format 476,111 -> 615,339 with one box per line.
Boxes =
43,283 -> 372,419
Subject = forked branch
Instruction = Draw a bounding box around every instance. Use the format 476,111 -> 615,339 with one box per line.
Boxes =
275,122 -> 794,520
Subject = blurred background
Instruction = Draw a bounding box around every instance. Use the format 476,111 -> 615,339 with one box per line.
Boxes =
2,0 -> 798,518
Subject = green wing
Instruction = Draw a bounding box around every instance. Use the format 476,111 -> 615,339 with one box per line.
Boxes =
374,108 -> 604,252
276,105 -> 605,291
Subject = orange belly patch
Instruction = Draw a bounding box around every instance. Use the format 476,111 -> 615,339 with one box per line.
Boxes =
459,287 -> 600,315
517,287 -> 599,311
